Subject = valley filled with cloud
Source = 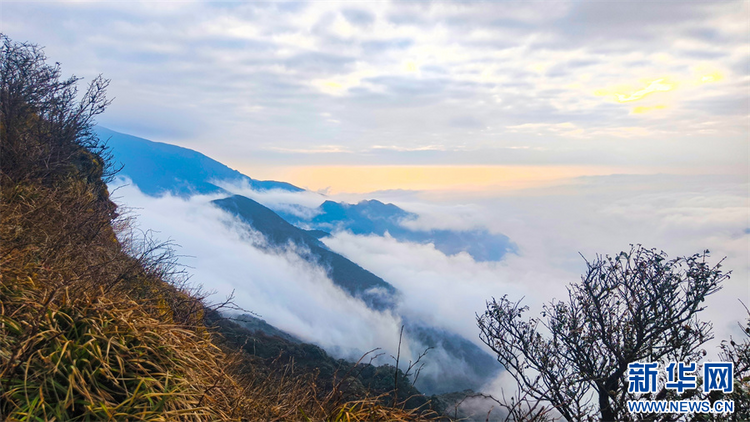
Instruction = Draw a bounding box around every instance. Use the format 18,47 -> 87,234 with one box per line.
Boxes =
110,168 -> 748,396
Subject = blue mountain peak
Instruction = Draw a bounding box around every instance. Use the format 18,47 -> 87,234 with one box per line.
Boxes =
97,127 -> 302,196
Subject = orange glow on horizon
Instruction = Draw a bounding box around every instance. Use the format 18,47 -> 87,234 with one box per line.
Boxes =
235,165 -> 646,194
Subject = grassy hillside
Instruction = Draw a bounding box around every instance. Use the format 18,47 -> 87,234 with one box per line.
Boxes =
0,35 -> 436,421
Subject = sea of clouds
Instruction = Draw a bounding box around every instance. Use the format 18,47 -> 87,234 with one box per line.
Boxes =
110,171 -> 749,404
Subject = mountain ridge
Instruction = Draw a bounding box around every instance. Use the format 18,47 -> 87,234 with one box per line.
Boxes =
212,194 -> 398,311
102,126 -> 504,394
102,126 -> 516,263
97,127 -> 302,196
210,194 -> 501,394
279,198 -> 517,262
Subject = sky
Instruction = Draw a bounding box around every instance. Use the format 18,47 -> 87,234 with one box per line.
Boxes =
2,0 -> 748,192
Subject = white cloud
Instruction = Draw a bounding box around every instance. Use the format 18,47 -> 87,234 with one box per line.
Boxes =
213,179 -> 328,218
4,1 -> 747,168
323,232 -> 568,352
327,173 -> 749,365
109,169 -> 748,399
111,181 -> 404,360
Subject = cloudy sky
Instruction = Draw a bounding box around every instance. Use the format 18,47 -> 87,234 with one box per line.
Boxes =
3,0 -> 748,192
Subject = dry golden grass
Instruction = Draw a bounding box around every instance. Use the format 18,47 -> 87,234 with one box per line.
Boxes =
1,180 -> 238,420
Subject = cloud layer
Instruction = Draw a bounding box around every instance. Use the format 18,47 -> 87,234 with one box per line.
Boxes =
361,173 -> 750,352
3,1 -> 747,171
111,169 -> 748,398
111,181 -> 405,360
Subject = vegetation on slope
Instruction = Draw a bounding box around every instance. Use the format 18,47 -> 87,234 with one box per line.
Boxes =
0,35 -> 435,421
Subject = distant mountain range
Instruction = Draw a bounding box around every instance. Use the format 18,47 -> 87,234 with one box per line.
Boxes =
278,199 -> 516,262
96,127 -> 301,196
211,194 -> 499,393
98,126 -> 516,262
100,126 -> 503,394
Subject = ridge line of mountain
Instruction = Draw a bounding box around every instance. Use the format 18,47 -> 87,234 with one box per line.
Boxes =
96,126 -> 303,196
100,127 -> 507,393
212,194 -> 397,311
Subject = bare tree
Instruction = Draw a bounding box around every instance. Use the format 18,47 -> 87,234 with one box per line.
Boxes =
477,246 -> 729,421
0,34 -> 113,185
708,302 -> 750,421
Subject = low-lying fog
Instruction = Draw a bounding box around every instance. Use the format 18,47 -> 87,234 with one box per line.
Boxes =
110,172 -> 749,399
